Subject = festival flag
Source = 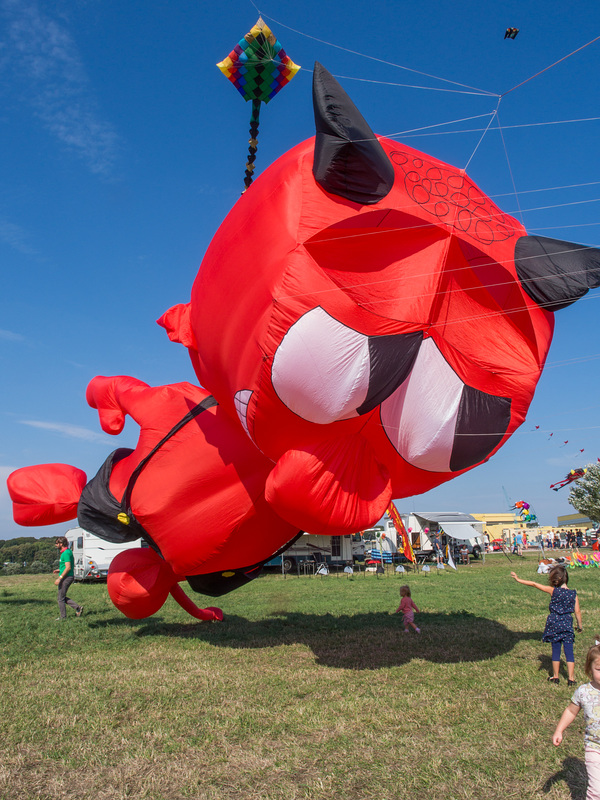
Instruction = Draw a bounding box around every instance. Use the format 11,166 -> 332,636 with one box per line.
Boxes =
387,501 -> 415,562
446,544 -> 458,571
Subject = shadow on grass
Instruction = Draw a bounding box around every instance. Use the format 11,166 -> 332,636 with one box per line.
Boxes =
537,654 -> 582,682
87,615 -> 147,627
118,611 -> 542,669
542,756 -> 587,799
0,597 -> 50,606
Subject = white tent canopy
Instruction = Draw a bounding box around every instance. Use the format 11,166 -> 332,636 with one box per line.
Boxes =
439,521 -> 483,543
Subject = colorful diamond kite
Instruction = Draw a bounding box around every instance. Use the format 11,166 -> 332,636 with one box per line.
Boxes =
217,17 -> 300,104
217,18 -> 300,190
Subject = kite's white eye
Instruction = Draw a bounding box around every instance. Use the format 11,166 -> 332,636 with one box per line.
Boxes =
381,338 -> 511,473
271,308 -> 369,424
271,308 -> 511,473
271,307 -> 421,424
381,338 -> 464,472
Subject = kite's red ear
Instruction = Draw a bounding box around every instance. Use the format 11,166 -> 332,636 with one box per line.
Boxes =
7,464 -> 87,526
312,62 -> 394,205
515,235 -> 600,311
157,304 -> 197,349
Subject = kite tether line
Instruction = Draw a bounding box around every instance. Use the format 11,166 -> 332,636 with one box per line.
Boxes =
501,34 -> 600,98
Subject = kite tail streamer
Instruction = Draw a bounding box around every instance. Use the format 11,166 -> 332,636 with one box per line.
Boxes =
169,583 -> 223,621
243,100 -> 261,192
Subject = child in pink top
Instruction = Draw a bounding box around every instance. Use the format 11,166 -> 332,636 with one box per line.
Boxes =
395,585 -> 421,633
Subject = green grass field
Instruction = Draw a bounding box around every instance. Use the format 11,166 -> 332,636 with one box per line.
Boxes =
1,553 -> 598,800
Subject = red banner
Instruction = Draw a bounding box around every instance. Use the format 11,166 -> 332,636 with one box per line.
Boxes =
387,501 -> 415,562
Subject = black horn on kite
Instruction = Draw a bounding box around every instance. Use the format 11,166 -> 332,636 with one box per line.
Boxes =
515,235 -> 600,312
312,62 -> 395,205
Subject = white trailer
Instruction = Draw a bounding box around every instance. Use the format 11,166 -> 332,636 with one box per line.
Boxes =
399,512 -> 485,558
65,527 -> 147,580
266,533 -> 356,571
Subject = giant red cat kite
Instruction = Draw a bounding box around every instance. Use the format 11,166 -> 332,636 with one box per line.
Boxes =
8,64 -> 600,618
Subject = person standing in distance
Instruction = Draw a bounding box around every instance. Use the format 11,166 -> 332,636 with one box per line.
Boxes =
54,537 -> 83,621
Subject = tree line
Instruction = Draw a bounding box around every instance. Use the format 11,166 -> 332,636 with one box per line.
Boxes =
0,536 -> 59,574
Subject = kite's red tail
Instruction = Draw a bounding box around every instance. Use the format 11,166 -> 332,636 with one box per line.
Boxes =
107,548 -> 223,622
7,463 -> 87,526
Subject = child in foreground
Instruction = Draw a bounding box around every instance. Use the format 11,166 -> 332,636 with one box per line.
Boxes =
510,565 -> 582,684
553,644 -> 600,800
395,585 -> 420,633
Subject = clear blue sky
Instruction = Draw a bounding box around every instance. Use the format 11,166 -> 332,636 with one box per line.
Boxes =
1,0 -> 599,539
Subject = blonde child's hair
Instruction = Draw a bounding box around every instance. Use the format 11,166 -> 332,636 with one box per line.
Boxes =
585,644 -> 600,677
399,585 -> 411,597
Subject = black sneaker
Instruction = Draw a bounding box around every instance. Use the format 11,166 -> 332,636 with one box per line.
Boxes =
76,606 -> 84,617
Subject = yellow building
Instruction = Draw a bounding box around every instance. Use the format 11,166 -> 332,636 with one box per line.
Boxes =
557,512 -> 594,529
470,511 -> 595,546
470,512 -> 522,541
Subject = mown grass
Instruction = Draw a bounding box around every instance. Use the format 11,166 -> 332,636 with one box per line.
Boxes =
1,553 -> 598,799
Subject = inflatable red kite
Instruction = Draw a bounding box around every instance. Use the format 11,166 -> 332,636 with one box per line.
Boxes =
8,63 -> 600,618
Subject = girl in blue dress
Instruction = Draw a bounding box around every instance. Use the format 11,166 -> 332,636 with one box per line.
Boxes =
511,565 -> 582,685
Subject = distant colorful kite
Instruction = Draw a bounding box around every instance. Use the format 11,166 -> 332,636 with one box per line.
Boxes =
550,467 -> 587,491
532,425 -> 586,454
512,500 -> 536,522
504,28 -> 519,39
217,17 -> 300,190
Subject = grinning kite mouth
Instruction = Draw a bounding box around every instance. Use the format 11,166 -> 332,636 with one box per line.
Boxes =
236,307 -> 511,474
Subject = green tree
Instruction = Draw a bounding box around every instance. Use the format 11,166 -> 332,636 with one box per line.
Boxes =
25,560 -> 53,574
1,563 -> 23,575
568,463 -> 600,524
0,536 -> 57,565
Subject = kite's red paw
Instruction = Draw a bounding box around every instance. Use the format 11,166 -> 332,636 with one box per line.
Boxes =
265,437 -> 391,535
7,463 -> 86,526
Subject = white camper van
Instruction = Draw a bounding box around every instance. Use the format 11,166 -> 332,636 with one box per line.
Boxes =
65,527 -> 147,580
400,512 -> 485,559
265,533 -> 356,571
